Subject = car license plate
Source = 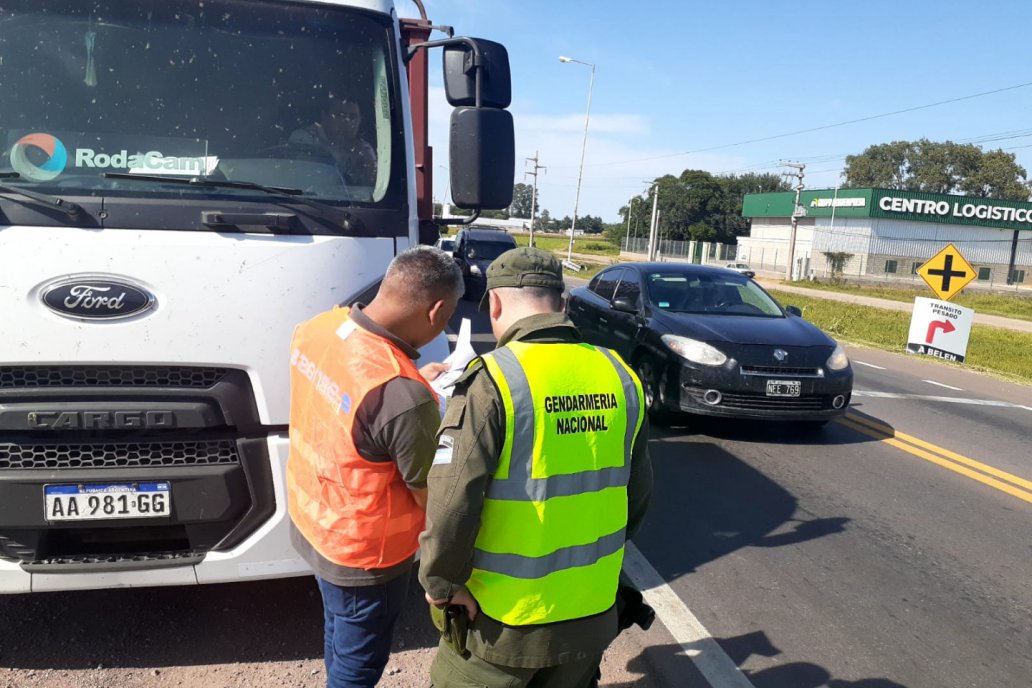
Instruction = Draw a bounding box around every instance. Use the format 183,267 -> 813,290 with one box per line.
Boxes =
44,483 -> 171,522
766,380 -> 801,397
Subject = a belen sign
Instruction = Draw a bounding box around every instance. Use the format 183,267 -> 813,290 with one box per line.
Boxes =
906,297 -> 974,363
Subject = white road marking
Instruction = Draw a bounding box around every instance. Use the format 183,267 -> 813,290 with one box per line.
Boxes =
623,543 -> 755,688
922,380 -> 964,391
852,390 -> 1030,410
853,361 -> 886,370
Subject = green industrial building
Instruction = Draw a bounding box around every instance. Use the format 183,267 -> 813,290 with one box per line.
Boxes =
740,188 -> 1031,285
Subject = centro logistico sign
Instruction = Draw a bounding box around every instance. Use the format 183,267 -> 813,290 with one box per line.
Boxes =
879,195 -> 1032,224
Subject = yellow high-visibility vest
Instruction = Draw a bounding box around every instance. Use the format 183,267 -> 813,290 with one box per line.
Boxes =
468,340 -> 645,625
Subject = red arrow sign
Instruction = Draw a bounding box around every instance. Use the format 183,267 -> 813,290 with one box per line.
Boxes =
925,319 -> 956,344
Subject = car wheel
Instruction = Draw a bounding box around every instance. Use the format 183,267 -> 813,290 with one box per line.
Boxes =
634,358 -> 672,426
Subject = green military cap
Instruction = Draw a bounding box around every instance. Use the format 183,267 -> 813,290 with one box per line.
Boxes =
479,247 -> 565,311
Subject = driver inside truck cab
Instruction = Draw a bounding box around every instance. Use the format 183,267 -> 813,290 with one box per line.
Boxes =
290,94 -> 377,186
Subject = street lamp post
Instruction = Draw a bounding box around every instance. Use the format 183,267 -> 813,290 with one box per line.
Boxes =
559,55 -> 595,268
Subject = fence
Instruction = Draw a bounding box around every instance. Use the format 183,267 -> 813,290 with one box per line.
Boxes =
621,237 -> 738,263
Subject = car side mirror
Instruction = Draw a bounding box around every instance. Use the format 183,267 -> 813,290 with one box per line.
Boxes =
612,296 -> 638,313
785,305 -> 802,317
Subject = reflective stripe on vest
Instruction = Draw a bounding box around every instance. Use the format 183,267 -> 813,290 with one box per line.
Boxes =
467,341 -> 644,625
286,307 -> 435,569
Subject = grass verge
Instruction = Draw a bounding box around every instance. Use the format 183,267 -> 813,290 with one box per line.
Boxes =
785,279 -> 1032,322
512,233 -> 619,256
769,290 -> 1032,384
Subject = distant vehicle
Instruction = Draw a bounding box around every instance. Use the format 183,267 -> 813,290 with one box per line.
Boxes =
435,236 -> 456,253
453,228 -> 518,300
567,263 -> 852,425
724,262 -> 756,278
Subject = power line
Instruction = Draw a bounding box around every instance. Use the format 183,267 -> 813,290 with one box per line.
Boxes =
549,79 -> 1032,170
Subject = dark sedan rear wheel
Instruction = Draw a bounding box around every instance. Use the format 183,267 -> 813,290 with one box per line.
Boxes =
634,358 -> 671,426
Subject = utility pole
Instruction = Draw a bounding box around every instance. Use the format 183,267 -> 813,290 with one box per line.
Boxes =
524,152 -> 545,247
647,181 -> 660,261
781,162 -> 806,281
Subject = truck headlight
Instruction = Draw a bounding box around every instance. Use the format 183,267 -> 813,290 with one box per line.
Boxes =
826,344 -> 850,371
661,334 -> 727,366
469,265 -> 482,276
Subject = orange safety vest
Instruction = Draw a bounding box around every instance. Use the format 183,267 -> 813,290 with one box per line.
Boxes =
286,306 -> 435,569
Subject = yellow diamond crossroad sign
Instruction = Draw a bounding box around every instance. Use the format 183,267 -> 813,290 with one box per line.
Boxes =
916,243 -> 976,301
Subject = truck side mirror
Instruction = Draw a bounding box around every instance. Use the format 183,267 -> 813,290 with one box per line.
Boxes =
785,305 -> 802,317
450,108 -> 514,209
443,38 -> 511,108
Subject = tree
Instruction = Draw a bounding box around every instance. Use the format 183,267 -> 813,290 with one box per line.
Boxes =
509,183 -> 538,219
533,208 -> 554,232
616,170 -> 790,246
843,139 -> 1031,200
960,149 -> 1030,199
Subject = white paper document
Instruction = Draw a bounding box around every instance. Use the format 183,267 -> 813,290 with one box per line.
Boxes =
430,318 -> 478,398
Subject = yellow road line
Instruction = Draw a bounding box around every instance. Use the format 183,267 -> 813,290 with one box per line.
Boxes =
837,417 -> 1032,505
845,412 -> 1032,492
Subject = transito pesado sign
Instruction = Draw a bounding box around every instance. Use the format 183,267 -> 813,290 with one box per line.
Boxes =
906,298 -> 974,363
916,243 -> 976,302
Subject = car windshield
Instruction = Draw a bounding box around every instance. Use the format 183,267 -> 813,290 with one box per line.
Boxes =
646,272 -> 784,317
439,238 -> 456,251
468,241 -> 514,261
0,0 -> 399,206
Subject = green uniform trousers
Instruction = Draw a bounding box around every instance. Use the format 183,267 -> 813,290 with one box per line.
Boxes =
429,639 -> 603,688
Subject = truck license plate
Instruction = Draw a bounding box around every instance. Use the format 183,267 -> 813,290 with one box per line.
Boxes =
766,380 -> 801,397
44,483 -> 171,522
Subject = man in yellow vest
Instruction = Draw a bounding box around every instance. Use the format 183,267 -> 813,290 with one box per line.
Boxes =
419,247 -> 653,687
287,245 -> 462,687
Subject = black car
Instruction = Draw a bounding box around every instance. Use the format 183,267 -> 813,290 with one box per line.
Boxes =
567,263 -> 853,425
453,228 -> 518,300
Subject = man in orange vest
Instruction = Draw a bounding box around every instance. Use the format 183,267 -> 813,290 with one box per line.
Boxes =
287,245 -> 463,687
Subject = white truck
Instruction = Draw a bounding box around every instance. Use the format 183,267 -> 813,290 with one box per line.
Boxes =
0,0 -> 513,593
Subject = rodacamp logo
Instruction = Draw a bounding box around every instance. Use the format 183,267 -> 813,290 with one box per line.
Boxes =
10,133 -> 68,182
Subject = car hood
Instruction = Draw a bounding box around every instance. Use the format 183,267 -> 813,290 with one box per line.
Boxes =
654,309 -> 836,348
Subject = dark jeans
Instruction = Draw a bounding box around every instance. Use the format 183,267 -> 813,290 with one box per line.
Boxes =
316,571 -> 411,688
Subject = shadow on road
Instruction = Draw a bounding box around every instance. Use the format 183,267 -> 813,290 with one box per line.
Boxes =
633,436 -> 851,580
0,573 -> 438,670
603,632 -> 907,688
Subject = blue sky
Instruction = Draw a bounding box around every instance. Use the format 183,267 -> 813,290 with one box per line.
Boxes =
410,1 -> 1032,223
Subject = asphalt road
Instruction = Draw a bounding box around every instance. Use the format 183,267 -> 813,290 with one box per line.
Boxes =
0,290 -> 1028,688
632,343 -> 1031,688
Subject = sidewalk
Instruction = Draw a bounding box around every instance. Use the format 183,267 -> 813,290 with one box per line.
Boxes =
757,280 -> 1032,334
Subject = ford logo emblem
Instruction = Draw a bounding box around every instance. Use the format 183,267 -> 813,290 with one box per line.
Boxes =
40,277 -> 156,321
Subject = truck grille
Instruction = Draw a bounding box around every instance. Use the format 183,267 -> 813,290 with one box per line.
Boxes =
0,366 -> 228,389
0,440 -> 239,470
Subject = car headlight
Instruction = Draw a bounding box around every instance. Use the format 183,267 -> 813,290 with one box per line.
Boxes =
660,334 -> 727,366
469,265 -> 482,276
826,344 -> 850,371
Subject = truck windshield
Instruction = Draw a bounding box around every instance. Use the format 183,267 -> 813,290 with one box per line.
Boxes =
0,0 -> 402,213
